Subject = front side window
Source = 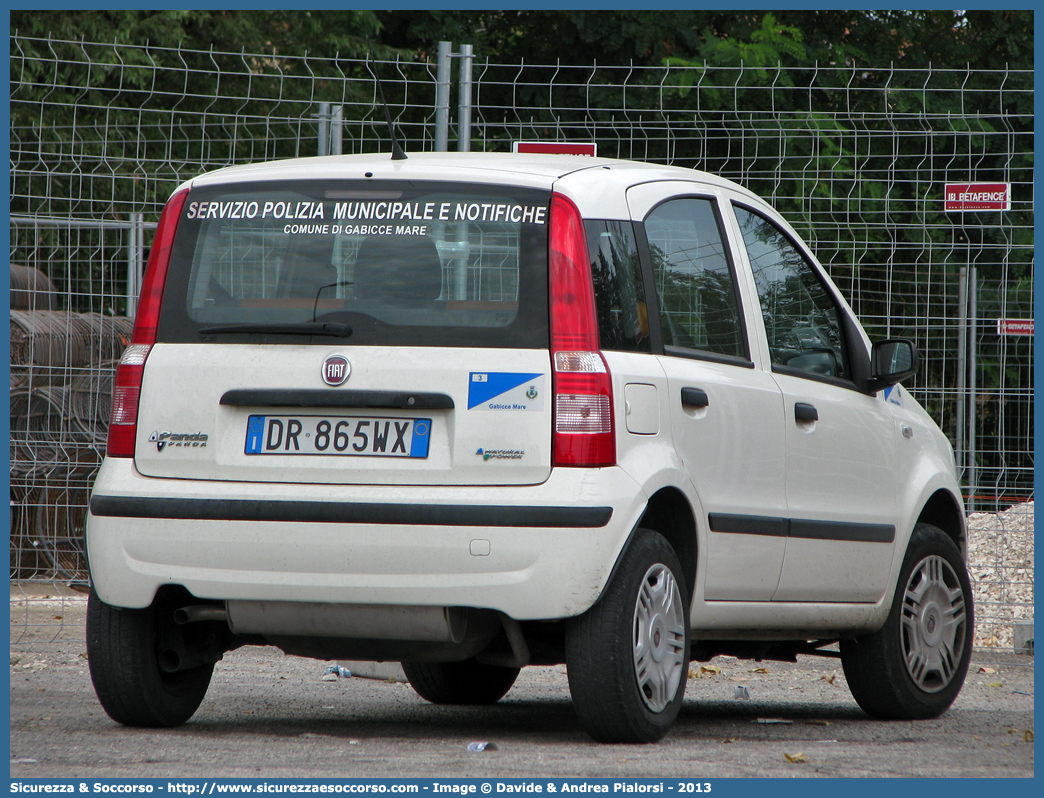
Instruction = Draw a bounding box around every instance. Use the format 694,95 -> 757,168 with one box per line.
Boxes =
733,205 -> 850,381
643,198 -> 746,359
158,180 -> 550,348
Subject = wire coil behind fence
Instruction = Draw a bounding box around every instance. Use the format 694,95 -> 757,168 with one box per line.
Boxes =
9,290 -> 130,583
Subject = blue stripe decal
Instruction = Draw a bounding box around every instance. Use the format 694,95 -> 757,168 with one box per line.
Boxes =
468,372 -> 542,409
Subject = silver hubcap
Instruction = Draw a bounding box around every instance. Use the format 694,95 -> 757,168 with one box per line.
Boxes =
632,563 -> 687,712
900,554 -> 967,693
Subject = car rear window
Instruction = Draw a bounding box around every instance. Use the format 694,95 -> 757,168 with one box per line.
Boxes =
157,180 -> 550,348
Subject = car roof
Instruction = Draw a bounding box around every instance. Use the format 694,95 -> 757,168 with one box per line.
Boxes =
182,152 -> 762,220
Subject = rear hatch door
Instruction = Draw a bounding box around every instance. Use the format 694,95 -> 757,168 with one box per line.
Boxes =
135,178 -> 553,486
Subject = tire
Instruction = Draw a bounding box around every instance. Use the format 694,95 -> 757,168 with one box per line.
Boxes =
402,659 -> 520,705
841,523 -> 973,720
565,528 -> 690,743
86,588 -> 213,727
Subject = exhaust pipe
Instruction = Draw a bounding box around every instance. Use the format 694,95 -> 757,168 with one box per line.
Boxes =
173,605 -> 229,625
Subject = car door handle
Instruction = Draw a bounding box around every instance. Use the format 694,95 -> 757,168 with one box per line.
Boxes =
681,388 -> 709,409
795,402 -> 819,422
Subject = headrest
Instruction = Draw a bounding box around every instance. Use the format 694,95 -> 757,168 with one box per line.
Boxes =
353,235 -> 443,302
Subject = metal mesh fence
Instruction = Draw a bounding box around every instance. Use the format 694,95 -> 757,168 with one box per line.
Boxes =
9,37 -> 1033,651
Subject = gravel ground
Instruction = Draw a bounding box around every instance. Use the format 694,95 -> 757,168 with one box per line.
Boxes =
967,501 -> 1034,649
8,603 -> 1035,778
9,503 -> 1036,779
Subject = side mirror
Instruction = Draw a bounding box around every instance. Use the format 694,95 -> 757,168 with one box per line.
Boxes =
866,339 -> 918,392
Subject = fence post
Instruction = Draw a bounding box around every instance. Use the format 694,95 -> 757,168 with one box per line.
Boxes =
955,266 -> 967,477
457,44 -> 474,152
317,102 -> 330,156
331,105 -> 343,155
126,217 -> 136,316
968,266 -> 978,513
126,212 -> 144,317
436,41 -> 452,152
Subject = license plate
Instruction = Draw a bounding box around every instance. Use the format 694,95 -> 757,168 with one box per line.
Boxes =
245,414 -> 431,458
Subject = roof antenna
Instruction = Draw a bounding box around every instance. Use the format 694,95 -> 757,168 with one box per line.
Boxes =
366,39 -> 407,161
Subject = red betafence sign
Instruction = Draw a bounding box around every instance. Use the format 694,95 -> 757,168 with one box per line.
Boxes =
513,141 -> 598,156
945,183 -> 1011,212
996,319 -> 1034,336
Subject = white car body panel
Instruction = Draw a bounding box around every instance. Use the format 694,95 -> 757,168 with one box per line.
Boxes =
887,383 -> 967,562
87,459 -> 645,619
134,345 -> 553,486
657,356 -> 789,601
769,372 -> 898,603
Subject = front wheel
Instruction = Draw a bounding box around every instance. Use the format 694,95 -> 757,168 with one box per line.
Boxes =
565,528 -> 690,743
841,523 -> 973,719
86,588 -> 214,727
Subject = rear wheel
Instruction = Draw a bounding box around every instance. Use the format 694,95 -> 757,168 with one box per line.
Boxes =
86,588 -> 213,727
841,523 -> 973,719
565,528 -> 690,743
402,658 -> 520,705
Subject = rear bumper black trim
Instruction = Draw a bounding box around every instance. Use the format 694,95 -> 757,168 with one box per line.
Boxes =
220,389 -> 455,410
90,495 -> 612,529
709,512 -> 895,543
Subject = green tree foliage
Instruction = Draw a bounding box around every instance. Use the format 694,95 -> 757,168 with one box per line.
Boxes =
375,10 -> 1031,71
10,10 -> 388,59
11,10 -> 394,219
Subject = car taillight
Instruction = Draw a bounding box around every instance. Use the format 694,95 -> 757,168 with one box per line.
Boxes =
107,344 -> 151,457
106,188 -> 189,458
549,193 -> 615,467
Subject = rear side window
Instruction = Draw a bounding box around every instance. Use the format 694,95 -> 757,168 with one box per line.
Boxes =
158,181 -> 550,348
585,220 -> 650,353
643,198 -> 747,359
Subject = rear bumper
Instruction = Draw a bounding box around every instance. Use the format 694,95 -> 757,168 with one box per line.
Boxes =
86,459 -> 645,620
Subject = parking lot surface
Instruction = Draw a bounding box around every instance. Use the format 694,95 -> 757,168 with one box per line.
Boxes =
10,595 -> 1034,779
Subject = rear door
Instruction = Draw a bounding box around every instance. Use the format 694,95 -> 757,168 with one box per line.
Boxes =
135,179 -> 554,487
628,183 -> 789,602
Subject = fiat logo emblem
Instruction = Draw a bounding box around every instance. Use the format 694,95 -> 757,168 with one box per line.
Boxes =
322,355 -> 351,386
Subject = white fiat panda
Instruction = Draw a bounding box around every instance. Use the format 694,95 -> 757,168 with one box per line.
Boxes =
86,151 -> 971,743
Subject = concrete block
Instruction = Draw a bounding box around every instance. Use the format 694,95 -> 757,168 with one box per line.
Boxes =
1013,621 -> 1034,655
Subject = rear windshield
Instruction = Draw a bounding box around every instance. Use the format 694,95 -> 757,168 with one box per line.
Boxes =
157,180 -> 550,348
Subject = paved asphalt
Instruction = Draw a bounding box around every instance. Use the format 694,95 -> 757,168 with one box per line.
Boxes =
9,596 -> 1034,779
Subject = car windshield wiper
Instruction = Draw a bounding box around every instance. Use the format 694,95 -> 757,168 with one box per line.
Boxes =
198,322 -> 352,338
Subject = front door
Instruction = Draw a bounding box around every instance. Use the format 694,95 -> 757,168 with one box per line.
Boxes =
731,204 -> 898,603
